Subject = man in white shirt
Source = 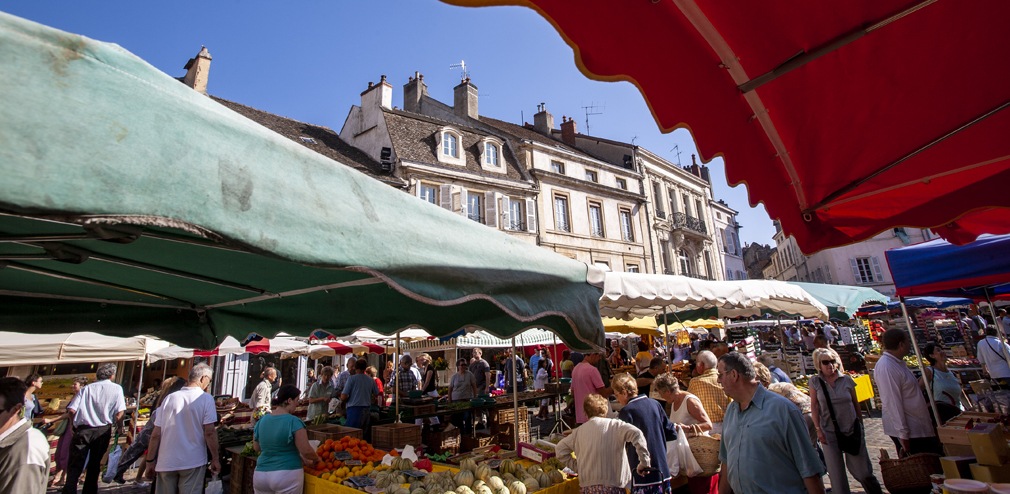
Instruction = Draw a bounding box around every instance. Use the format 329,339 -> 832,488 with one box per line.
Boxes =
977,326 -> 1010,380
0,377 -> 50,494
146,364 -> 219,494
999,309 -> 1010,336
63,363 -> 126,494
875,329 -> 941,457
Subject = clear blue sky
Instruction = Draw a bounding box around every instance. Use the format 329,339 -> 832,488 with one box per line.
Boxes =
2,0 -> 776,246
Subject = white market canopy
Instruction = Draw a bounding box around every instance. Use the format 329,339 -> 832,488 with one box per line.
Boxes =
725,319 -> 799,328
0,331 -> 169,366
600,272 -> 829,320
400,329 -> 560,353
147,335 -> 311,363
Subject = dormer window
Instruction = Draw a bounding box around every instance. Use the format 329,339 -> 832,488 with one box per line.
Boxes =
478,136 -> 506,173
437,127 -> 465,167
485,142 -> 499,166
442,133 -> 458,157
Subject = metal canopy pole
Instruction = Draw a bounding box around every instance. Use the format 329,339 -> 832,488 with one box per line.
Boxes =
899,297 -> 942,429
512,336 -> 519,450
663,308 -> 673,367
395,330 -> 401,423
983,288 -> 1010,366
134,361 -> 144,432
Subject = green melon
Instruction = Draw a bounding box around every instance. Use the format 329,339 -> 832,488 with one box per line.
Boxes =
508,480 -> 527,494
522,477 -> 539,493
535,473 -> 551,489
475,464 -> 492,482
454,470 -> 475,488
498,459 -> 517,476
461,458 -> 478,473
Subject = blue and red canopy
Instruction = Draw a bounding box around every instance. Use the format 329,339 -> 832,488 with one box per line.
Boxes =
886,234 -> 1010,300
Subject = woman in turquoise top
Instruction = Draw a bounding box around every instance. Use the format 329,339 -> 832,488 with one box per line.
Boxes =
920,343 -> 963,424
254,384 -> 321,494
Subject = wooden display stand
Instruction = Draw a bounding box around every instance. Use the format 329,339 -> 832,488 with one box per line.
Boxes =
228,449 -> 257,494
370,423 -> 422,450
306,424 -> 363,443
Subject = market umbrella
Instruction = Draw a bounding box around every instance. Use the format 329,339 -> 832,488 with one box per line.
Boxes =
146,336 -> 311,363
786,282 -> 889,321
445,0 -> 1010,253
0,331 -> 168,366
602,272 -> 829,320
0,12 -> 605,352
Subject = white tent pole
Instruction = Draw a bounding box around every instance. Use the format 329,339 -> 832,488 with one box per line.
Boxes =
663,308 -> 672,367
552,333 -> 558,380
395,330 -> 401,423
134,361 -> 144,428
983,289 -> 1010,366
899,297 -> 942,429
512,336 -> 519,450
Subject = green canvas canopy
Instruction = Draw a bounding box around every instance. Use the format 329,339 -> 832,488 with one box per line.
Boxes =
785,282 -> 888,321
0,12 -> 605,351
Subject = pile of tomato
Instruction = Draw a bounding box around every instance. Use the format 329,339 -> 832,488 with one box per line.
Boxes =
303,436 -> 400,484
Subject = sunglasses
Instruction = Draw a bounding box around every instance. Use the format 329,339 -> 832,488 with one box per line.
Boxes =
821,360 -> 837,366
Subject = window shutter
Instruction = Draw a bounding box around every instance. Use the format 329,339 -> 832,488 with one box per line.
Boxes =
525,198 -> 537,233
439,185 -> 452,210
871,256 -> 884,282
849,258 -> 862,284
415,182 -> 423,199
484,191 -> 497,228
501,196 -> 512,230
458,187 -> 468,217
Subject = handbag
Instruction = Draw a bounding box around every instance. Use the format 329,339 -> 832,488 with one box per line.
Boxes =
817,376 -> 863,456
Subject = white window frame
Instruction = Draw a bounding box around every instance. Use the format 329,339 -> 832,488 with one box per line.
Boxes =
502,196 -> 525,231
615,177 -> 626,190
416,183 -> 437,204
585,170 -> 598,183
478,136 -> 505,173
554,193 -> 571,233
437,127 -> 465,167
626,264 -> 640,273
588,200 -> 605,238
466,191 -> 482,223
850,257 -> 883,284
550,161 -> 565,174
619,208 -> 635,242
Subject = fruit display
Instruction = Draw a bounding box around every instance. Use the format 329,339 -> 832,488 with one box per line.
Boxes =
240,441 -> 260,457
904,355 -> 924,369
305,436 -> 393,484
305,435 -> 570,491
948,357 -> 980,367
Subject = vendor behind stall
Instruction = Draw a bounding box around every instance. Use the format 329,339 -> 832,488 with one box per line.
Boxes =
449,359 -> 477,433
306,367 -> 334,422
340,360 -> 379,430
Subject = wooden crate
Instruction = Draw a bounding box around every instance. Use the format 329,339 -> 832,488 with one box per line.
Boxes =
864,354 -> 881,370
545,383 -> 570,394
496,421 -> 530,449
423,427 -> 461,456
228,451 -> 257,494
491,406 -> 528,434
404,404 -> 437,418
461,433 -> 496,452
938,412 -> 1001,446
371,423 -> 422,450
305,424 -> 363,443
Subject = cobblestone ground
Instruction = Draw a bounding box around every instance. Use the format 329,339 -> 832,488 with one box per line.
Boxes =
46,478 -> 150,494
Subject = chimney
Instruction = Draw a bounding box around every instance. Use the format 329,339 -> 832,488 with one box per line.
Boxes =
361,74 -> 392,111
533,103 -> 554,136
700,165 -> 711,183
560,115 -> 577,146
453,78 -> 479,120
182,46 -> 212,95
690,154 -> 701,178
403,71 -> 428,113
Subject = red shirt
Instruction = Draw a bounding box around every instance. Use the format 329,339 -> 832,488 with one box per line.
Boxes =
373,377 -> 384,394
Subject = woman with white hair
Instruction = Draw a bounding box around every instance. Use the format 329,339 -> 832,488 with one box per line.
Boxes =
809,348 -> 882,494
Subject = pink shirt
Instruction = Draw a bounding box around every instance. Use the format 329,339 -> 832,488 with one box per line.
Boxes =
571,362 -> 605,423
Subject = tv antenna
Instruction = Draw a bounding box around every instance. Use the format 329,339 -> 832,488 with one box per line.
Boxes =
670,144 -> 683,166
581,102 -> 605,135
449,60 -> 469,80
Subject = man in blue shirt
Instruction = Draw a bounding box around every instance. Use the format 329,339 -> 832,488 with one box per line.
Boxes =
718,352 -> 825,494
341,359 -> 379,431
758,355 -> 792,384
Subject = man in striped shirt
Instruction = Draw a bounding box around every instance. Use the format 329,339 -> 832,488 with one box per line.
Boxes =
687,350 -> 730,435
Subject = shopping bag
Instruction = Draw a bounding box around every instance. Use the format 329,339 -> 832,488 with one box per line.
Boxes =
101,445 -> 122,483
205,476 -> 223,494
665,440 -> 680,477
671,426 -> 703,477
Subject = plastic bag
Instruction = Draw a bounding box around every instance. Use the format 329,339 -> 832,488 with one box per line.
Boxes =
666,426 -> 702,477
101,446 -> 122,483
205,476 -> 223,494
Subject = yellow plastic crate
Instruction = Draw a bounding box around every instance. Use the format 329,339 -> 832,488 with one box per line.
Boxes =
854,374 -> 874,402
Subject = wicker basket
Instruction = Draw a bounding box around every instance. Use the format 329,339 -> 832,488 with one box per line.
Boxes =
687,435 -> 721,476
878,449 -> 942,494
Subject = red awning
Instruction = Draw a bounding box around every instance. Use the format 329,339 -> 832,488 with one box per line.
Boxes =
446,0 -> 1010,253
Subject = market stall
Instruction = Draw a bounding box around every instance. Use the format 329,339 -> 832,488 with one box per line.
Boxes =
887,234 -> 1010,431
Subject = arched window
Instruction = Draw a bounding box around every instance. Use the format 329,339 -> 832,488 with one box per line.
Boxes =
442,133 -> 458,158
485,142 -> 498,166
